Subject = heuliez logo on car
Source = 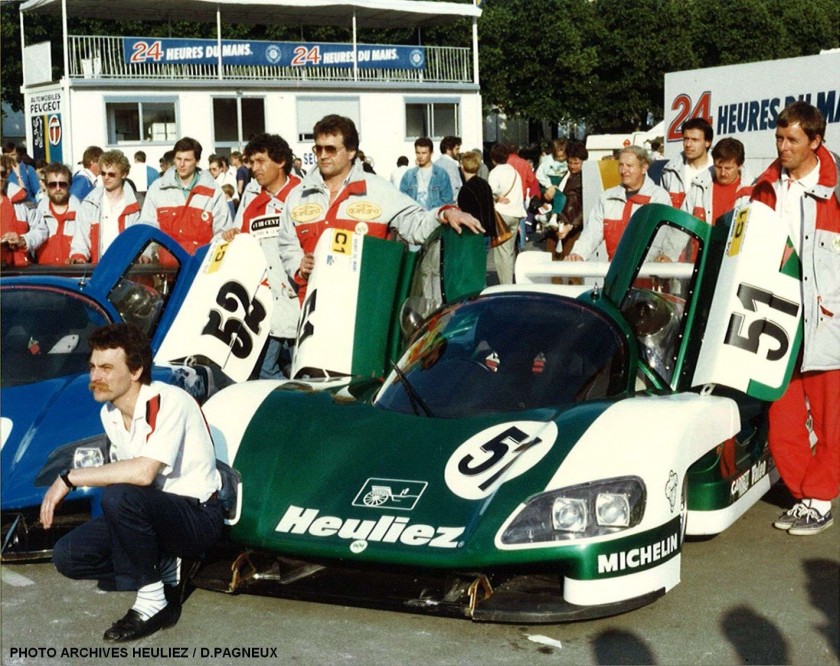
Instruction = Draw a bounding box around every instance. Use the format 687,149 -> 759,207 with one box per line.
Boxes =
352,478 -> 427,510
275,505 -> 464,550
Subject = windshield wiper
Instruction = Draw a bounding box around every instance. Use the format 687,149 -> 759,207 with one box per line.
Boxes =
390,361 -> 433,417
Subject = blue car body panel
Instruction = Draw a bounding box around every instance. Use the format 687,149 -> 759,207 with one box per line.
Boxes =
1,226 -> 214,559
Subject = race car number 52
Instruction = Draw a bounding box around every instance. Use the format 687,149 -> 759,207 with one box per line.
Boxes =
723,282 -> 798,361
202,280 -> 267,359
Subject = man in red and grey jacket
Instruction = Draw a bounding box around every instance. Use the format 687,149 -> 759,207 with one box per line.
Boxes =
661,117 -> 714,209
139,137 -> 233,255
70,150 -> 141,264
752,102 -> 840,536
274,115 -> 482,304
222,133 -> 301,379
685,137 -> 754,227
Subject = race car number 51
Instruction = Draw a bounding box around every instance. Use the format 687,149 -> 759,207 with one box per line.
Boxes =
445,422 -> 557,500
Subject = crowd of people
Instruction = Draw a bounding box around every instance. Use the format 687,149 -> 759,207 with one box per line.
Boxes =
2,102 -> 835,644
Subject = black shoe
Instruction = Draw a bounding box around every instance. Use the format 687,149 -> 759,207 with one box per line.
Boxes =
103,603 -> 181,642
164,583 -> 181,604
163,558 -> 201,605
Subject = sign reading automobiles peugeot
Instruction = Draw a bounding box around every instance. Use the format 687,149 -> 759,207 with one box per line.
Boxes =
28,90 -> 63,164
124,37 -> 425,70
692,201 -> 801,400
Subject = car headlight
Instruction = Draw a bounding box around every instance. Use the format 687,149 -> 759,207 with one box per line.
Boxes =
552,497 -> 588,533
501,476 -> 645,544
34,435 -> 109,487
73,446 -> 106,469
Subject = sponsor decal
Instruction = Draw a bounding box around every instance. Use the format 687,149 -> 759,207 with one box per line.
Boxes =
48,115 -> 61,146
205,241 -> 230,275
346,202 -> 381,221
264,44 -> 283,65
249,214 -> 281,240
730,458 -> 769,501
292,203 -> 323,223
352,478 -> 427,510
727,206 -> 748,257
665,470 -> 679,512
350,229 -> 364,273
275,505 -> 464,550
445,422 -> 557,500
330,230 -> 352,255
409,48 -> 425,68
597,531 -> 679,574
354,222 -> 369,235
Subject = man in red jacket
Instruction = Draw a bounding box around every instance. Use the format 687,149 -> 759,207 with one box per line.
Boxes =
751,102 -> 840,536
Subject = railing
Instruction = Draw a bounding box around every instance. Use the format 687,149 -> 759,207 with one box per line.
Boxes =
68,35 -> 473,84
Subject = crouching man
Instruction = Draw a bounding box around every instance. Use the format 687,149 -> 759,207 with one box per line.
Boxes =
40,323 -> 223,642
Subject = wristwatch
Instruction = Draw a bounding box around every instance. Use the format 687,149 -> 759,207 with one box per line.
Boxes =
59,469 -> 76,491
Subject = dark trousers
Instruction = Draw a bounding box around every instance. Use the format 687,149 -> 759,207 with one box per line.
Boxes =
53,484 -> 223,591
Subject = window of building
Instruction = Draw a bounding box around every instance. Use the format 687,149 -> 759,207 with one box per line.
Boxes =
212,97 -> 266,154
296,97 -> 361,142
405,100 -> 459,139
106,99 -> 177,144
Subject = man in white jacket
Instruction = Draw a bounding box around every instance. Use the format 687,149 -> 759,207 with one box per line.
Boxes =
569,146 -> 672,262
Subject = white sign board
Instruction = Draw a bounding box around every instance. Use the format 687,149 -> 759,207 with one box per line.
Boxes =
664,52 -> 840,167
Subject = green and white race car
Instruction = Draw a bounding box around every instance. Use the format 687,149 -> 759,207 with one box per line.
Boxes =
195,202 -> 801,622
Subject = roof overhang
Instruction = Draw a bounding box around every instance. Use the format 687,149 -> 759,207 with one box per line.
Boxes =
19,0 -> 481,28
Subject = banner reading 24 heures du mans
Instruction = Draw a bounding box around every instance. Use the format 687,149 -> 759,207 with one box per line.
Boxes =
123,37 -> 425,70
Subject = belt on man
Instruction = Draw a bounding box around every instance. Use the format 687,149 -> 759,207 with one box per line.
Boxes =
185,491 -> 219,506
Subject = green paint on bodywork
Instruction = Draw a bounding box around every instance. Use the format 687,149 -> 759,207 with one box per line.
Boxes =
348,227 -> 486,379
686,440 -> 774,511
351,237 -> 406,378
230,384 -> 620,570
440,227 -> 486,302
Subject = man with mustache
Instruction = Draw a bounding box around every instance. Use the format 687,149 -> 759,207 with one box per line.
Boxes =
40,324 -> 224,641
34,162 -> 80,265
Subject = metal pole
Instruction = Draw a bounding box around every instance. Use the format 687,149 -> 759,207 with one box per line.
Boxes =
217,7 -> 223,80
352,11 -> 358,82
61,0 -> 73,163
472,18 -> 479,86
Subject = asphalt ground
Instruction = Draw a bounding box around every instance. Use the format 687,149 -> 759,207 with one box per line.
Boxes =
1,482 -> 837,666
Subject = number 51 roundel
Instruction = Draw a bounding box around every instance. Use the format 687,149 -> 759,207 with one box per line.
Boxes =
693,201 -> 802,401
155,234 -> 273,382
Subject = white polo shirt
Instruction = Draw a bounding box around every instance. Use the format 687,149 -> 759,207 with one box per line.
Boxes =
101,381 -> 220,502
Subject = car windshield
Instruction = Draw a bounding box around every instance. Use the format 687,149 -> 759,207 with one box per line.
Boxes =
1,286 -> 110,388
375,294 -> 629,418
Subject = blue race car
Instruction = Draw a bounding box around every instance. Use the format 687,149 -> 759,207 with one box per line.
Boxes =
1,226 -> 272,561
